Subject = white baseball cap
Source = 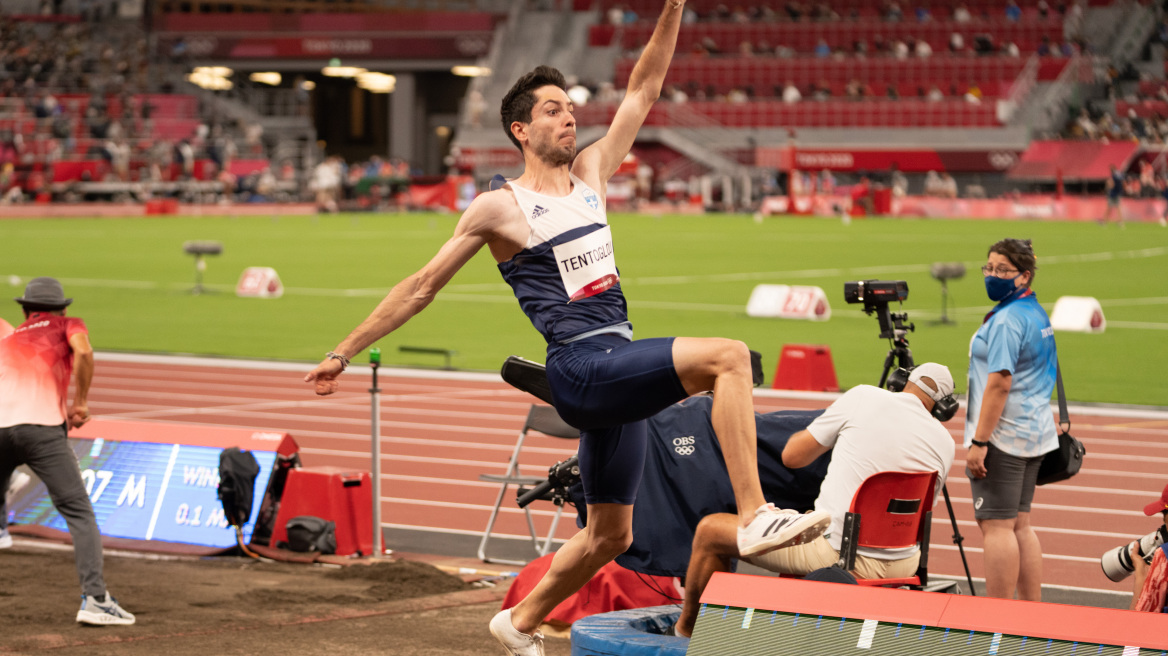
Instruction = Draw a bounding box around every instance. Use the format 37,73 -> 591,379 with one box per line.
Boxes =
908,363 -> 954,401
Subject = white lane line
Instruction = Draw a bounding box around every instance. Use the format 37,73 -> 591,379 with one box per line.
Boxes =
944,495 -> 1149,517
931,516 -> 1149,541
94,391 -> 531,424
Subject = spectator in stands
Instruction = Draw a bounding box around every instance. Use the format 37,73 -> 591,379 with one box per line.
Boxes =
814,39 -> 831,58
309,155 -> 341,213
950,32 -> 966,54
782,81 -> 802,104
938,172 -> 958,198
915,4 -> 932,23
885,84 -> 899,99
813,81 -> 832,101
671,363 -> 957,638
893,39 -> 910,59
965,83 -> 983,104
889,162 -> 908,197
1130,483 -> 1168,611
883,1 -> 904,22
607,4 -> 624,25
966,239 -> 1058,603
1005,0 -> 1022,22
926,85 -> 944,102
953,3 -> 972,23
0,162 -> 20,204
1037,0 -> 1050,19
784,2 -> 804,21
915,37 -> 933,58
1158,173 -> 1168,228
1037,36 -> 1053,57
924,170 -> 942,196
1102,164 -> 1125,226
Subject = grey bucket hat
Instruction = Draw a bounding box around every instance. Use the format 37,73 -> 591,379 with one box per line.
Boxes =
15,277 -> 73,309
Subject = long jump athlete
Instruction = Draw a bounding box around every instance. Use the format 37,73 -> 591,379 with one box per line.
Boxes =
305,2 -> 828,653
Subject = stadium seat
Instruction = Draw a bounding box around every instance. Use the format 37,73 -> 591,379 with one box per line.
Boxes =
477,404 -> 580,566
835,470 -> 939,588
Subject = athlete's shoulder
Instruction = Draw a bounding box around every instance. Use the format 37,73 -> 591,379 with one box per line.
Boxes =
461,187 -> 522,225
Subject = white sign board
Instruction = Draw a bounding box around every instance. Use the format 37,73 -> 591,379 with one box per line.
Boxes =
1050,296 -> 1105,334
236,267 -> 284,299
746,285 -> 831,321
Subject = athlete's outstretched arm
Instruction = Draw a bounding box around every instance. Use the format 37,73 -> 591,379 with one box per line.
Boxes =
574,0 -> 683,184
305,194 -> 502,395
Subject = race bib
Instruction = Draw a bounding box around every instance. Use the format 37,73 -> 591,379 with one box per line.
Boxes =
552,225 -> 619,302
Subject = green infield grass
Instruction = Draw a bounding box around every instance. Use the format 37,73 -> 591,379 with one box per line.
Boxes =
1,212 -> 1165,406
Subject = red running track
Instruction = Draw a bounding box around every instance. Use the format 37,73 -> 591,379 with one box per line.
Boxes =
87,353 -> 1168,597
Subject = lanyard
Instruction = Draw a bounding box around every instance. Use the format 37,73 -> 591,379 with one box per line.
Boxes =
983,288 -> 1034,324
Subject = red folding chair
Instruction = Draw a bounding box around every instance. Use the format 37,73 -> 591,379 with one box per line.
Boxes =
835,470 -> 940,588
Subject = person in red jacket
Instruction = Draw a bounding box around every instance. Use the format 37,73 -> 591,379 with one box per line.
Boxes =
0,277 -> 135,625
1130,483 -> 1168,613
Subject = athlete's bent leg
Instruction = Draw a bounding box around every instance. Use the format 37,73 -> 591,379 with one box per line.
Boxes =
507,503 -> 634,635
672,338 -> 766,520
672,337 -> 829,558
676,513 -> 739,638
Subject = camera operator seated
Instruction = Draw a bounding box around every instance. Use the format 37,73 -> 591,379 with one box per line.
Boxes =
672,363 -> 956,638
1130,483 -> 1168,613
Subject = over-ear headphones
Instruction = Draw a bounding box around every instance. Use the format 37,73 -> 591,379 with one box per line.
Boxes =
888,366 -> 959,422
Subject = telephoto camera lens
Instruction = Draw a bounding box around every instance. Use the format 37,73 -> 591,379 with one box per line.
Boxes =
1100,526 -> 1168,582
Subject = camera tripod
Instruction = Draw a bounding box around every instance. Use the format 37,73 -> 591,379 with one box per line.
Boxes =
872,307 -> 976,596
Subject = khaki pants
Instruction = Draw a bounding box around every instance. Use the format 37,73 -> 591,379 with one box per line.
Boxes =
745,535 -> 920,580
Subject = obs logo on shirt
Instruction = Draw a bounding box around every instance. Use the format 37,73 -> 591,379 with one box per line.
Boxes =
673,436 -> 695,456
583,189 -> 599,210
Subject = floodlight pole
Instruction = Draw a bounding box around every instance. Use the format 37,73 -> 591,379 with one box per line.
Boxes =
369,347 -> 384,558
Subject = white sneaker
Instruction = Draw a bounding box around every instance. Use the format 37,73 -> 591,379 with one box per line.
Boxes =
76,593 -> 135,626
489,608 -> 544,655
737,505 -> 831,558
0,528 -> 11,549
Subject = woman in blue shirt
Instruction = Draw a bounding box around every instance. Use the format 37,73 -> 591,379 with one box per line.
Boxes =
965,238 -> 1058,601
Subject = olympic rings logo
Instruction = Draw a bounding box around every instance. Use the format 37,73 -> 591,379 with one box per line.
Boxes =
673,436 -> 695,456
675,445 -> 695,456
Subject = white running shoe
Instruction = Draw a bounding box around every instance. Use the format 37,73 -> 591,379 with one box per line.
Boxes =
76,593 -> 136,626
0,528 -> 11,549
489,608 -> 544,656
737,505 -> 831,558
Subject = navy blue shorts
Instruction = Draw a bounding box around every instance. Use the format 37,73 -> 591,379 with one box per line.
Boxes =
546,334 -> 688,506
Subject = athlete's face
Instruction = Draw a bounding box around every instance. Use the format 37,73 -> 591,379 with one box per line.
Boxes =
521,85 -> 576,167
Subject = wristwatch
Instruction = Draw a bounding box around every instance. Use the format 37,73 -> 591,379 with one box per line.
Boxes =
970,439 -> 989,448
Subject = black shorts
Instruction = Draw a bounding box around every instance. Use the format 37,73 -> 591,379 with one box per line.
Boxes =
546,334 -> 687,505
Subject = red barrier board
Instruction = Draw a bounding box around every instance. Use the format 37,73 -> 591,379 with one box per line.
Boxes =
697,573 -> 1168,650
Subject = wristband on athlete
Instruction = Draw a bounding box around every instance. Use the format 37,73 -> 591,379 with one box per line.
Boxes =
970,439 -> 989,448
325,351 -> 351,371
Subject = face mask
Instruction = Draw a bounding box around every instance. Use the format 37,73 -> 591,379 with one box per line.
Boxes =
985,275 -> 1020,302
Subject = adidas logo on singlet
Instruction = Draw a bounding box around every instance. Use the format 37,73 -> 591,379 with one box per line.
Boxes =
531,205 -> 548,219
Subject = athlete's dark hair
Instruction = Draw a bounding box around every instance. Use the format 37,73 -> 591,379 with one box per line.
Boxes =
500,65 -> 567,153
988,238 -> 1037,283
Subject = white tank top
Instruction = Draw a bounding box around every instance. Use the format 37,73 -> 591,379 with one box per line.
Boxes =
497,174 -> 631,344
508,174 -> 619,303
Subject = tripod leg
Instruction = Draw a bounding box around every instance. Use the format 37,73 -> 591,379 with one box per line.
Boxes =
943,484 -> 976,596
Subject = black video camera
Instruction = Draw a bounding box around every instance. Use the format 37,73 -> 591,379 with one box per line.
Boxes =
843,279 -> 908,309
516,455 -> 581,509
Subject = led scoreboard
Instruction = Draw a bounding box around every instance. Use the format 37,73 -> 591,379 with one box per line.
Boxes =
6,419 -> 295,549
